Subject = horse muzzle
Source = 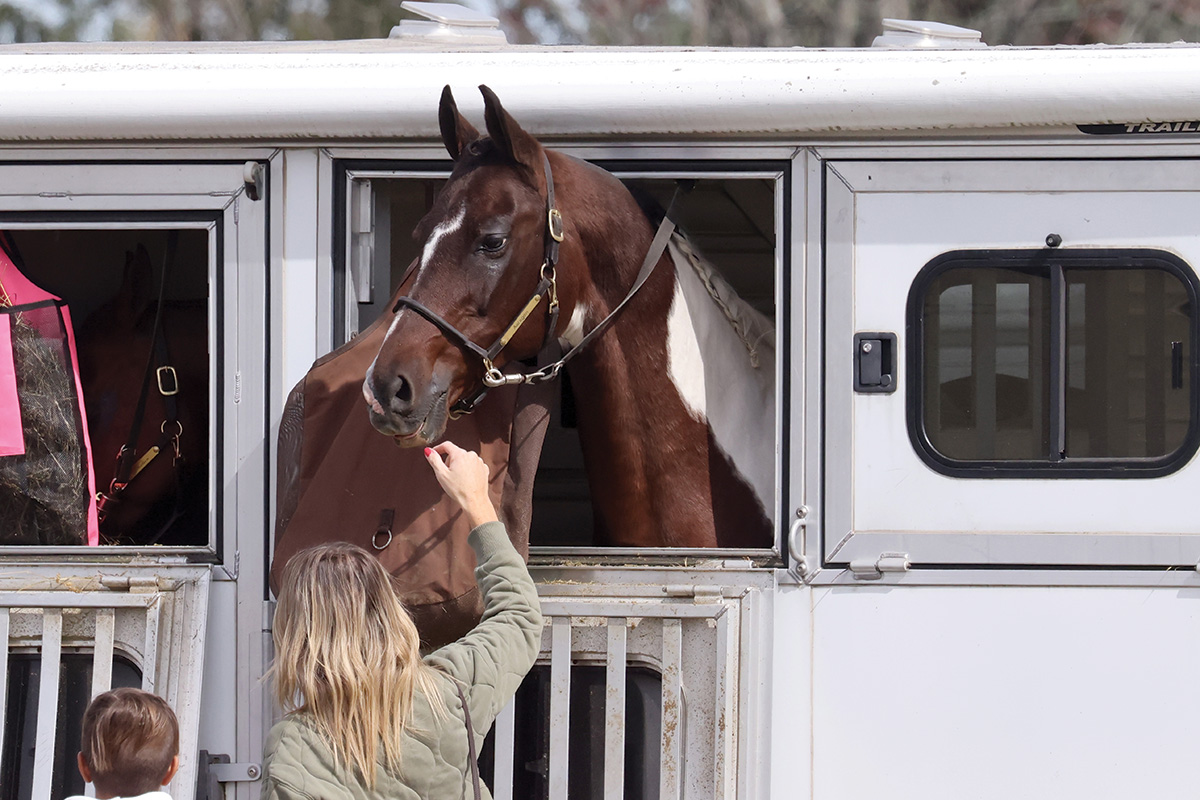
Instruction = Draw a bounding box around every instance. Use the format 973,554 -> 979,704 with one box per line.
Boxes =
362,376 -> 450,447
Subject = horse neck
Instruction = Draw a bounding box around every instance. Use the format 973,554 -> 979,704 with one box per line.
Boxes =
563,221 -> 775,547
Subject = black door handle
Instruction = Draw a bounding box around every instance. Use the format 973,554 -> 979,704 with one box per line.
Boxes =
854,332 -> 897,394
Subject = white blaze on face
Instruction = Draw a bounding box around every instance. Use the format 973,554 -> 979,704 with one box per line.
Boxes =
421,204 -> 467,271
364,204 -> 468,405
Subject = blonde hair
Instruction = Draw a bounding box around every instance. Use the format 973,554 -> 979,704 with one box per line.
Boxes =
271,542 -> 446,788
80,688 -> 179,797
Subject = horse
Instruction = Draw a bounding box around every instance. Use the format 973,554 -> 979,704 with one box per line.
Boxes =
76,243 -> 209,546
364,85 -> 775,548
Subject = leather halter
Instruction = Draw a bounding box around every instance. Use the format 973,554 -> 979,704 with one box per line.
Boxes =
392,153 -> 562,418
391,153 -> 686,419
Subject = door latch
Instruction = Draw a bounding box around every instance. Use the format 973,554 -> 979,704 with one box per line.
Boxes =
853,332 -> 897,393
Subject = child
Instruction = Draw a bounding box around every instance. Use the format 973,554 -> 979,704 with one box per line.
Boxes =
66,687 -> 180,800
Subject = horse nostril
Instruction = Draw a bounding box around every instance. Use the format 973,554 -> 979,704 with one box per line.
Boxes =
393,375 -> 413,406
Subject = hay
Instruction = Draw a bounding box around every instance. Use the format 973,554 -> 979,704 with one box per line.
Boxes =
0,305 -> 88,545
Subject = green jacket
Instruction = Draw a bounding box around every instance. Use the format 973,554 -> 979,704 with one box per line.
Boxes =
260,521 -> 543,800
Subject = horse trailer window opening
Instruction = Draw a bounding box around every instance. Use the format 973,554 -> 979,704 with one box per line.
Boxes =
907,249 -> 1199,477
336,159 -> 785,555
0,226 -> 212,548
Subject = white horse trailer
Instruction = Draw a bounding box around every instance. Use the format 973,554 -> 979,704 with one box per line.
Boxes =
2,12 -> 1200,800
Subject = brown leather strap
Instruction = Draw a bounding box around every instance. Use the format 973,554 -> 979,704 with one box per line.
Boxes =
454,680 -> 483,800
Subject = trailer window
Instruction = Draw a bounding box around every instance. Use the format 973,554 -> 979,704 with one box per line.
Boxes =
337,161 -> 782,550
910,249 -> 1199,476
0,229 -> 210,547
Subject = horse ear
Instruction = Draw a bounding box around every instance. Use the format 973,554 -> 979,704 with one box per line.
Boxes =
479,85 -> 541,175
439,85 -> 479,161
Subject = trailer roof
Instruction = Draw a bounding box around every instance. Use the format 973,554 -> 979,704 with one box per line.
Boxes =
1,42 -> 1198,143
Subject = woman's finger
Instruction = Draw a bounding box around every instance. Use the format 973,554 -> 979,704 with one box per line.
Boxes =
423,446 -> 451,477
432,441 -> 463,458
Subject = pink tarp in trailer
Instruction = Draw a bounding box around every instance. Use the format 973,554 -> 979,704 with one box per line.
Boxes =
0,233 -> 99,546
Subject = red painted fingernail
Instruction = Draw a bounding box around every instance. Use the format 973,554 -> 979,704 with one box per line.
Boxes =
424,447 -> 433,457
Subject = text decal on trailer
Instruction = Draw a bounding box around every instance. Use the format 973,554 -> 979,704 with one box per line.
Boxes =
1079,121 -> 1200,135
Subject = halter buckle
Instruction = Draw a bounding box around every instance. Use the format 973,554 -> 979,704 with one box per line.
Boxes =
548,208 -> 564,243
156,366 -> 179,396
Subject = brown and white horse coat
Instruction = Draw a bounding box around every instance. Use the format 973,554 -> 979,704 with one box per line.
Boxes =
365,86 -> 774,549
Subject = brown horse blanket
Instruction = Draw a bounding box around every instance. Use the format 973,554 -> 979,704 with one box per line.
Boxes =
272,282 -> 553,648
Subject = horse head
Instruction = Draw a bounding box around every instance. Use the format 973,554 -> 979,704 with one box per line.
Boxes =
366,86 -> 776,548
77,243 -> 208,545
365,85 -> 594,446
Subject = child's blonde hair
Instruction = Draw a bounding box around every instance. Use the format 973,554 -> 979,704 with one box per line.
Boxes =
80,688 -> 179,797
270,542 -> 446,788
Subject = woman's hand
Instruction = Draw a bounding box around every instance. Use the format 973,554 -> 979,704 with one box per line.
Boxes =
424,442 -> 500,528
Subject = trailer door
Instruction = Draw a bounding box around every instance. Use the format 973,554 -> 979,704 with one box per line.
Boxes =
0,159 -> 269,800
824,158 -> 1200,571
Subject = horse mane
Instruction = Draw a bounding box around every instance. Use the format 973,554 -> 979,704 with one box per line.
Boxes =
669,232 -> 775,370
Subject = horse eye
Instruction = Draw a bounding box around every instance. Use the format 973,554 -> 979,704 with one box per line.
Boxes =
479,234 -> 508,254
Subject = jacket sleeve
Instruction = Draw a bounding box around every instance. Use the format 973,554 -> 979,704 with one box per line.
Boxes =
424,520 -> 543,730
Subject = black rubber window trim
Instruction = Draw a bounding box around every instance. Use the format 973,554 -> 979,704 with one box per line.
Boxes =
905,248 -> 1200,479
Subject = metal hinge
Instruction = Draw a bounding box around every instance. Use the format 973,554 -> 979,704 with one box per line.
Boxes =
242,161 -> 265,202
100,576 -> 164,593
849,552 -> 911,580
661,584 -> 725,601
196,753 -> 261,800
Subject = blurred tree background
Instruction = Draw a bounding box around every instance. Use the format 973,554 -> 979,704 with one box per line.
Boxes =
1,0 -> 1198,45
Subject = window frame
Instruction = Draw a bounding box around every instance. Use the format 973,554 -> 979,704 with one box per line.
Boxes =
820,156 -> 1200,577
0,160 -> 269,565
906,247 -> 1200,479
329,147 -> 797,562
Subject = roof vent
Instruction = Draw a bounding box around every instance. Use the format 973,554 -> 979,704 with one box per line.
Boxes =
871,18 -> 985,49
389,1 -> 508,45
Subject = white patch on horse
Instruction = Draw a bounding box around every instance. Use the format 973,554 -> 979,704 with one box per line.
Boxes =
421,204 -> 466,270
560,303 -> 589,347
665,236 -> 776,524
666,281 -> 707,420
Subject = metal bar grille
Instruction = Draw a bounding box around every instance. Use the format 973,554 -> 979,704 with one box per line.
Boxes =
91,608 -> 116,698
495,594 -> 742,800
31,608 -> 64,800
0,566 -> 209,800
659,618 -> 683,800
548,618 -> 572,800
142,598 -> 162,693
604,618 -> 628,800
491,697 -> 516,800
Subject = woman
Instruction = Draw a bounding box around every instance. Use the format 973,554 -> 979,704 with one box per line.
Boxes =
260,441 -> 543,800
